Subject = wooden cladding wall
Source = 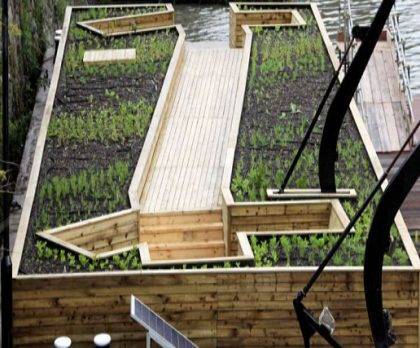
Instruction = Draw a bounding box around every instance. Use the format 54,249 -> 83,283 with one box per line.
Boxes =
13,270 -> 419,347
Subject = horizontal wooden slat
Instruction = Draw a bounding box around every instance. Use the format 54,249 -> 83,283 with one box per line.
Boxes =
83,48 -> 136,65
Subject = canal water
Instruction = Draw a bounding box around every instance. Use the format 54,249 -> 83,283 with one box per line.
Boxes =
174,1 -> 420,93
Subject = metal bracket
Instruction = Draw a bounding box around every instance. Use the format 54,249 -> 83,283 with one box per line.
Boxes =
293,299 -> 342,348
352,25 -> 371,41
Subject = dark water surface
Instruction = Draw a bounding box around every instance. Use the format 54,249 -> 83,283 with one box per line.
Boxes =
175,1 -> 420,93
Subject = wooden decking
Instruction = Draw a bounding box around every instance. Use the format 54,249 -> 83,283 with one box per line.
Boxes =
379,152 -> 420,232
413,94 -> 420,145
358,34 -> 412,153
140,42 -> 243,213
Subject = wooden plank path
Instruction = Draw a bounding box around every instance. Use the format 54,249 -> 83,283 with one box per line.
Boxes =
358,35 -> 412,153
140,42 -> 243,213
413,94 -> 420,146
379,152 -> 420,232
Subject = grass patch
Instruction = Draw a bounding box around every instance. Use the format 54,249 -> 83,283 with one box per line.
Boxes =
250,231 -> 409,267
48,99 -> 153,144
35,242 -> 142,272
35,161 -> 130,232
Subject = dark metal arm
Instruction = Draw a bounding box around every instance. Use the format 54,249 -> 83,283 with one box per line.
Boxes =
294,121 -> 419,347
318,0 -> 395,192
294,299 -> 342,348
364,144 -> 420,348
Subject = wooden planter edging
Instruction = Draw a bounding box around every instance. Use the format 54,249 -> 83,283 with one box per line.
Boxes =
222,189 -> 353,256
229,2 -> 307,48
77,4 -> 174,37
136,209 -> 254,267
221,2 -> 420,268
12,268 -> 420,347
11,6 -> 185,276
37,209 -> 140,259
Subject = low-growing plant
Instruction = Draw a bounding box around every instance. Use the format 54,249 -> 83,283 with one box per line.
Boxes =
48,100 -> 153,145
65,19 -> 176,79
35,240 -> 142,272
36,161 -> 130,231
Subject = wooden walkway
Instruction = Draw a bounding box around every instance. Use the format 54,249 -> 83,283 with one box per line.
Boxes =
358,35 -> 412,153
140,42 -> 243,213
413,95 -> 420,145
379,152 -> 420,232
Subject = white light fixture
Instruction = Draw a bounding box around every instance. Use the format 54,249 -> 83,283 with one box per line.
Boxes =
94,333 -> 111,347
54,336 -> 71,348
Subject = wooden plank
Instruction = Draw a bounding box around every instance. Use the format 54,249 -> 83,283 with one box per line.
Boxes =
77,10 -> 174,37
83,48 -> 136,65
39,209 -> 138,240
221,26 -> 252,191
167,50 -> 203,211
367,54 -> 383,104
383,101 -> 402,150
392,101 -> 410,147
357,38 -> 411,153
149,241 -> 225,260
364,102 -> 383,151
196,49 -> 229,209
373,48 -> 392,103
140,209 -> 222,226
413,95 -> 420,146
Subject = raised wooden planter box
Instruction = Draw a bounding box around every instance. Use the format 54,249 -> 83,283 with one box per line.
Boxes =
11,3 -> 420,347
221,189 -> 352,255
78,4 -> 174,37
230,2 -> 307,48
37,209 -> 140,259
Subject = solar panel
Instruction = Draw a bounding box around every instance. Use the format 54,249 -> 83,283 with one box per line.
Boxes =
130,295 -> 199,348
